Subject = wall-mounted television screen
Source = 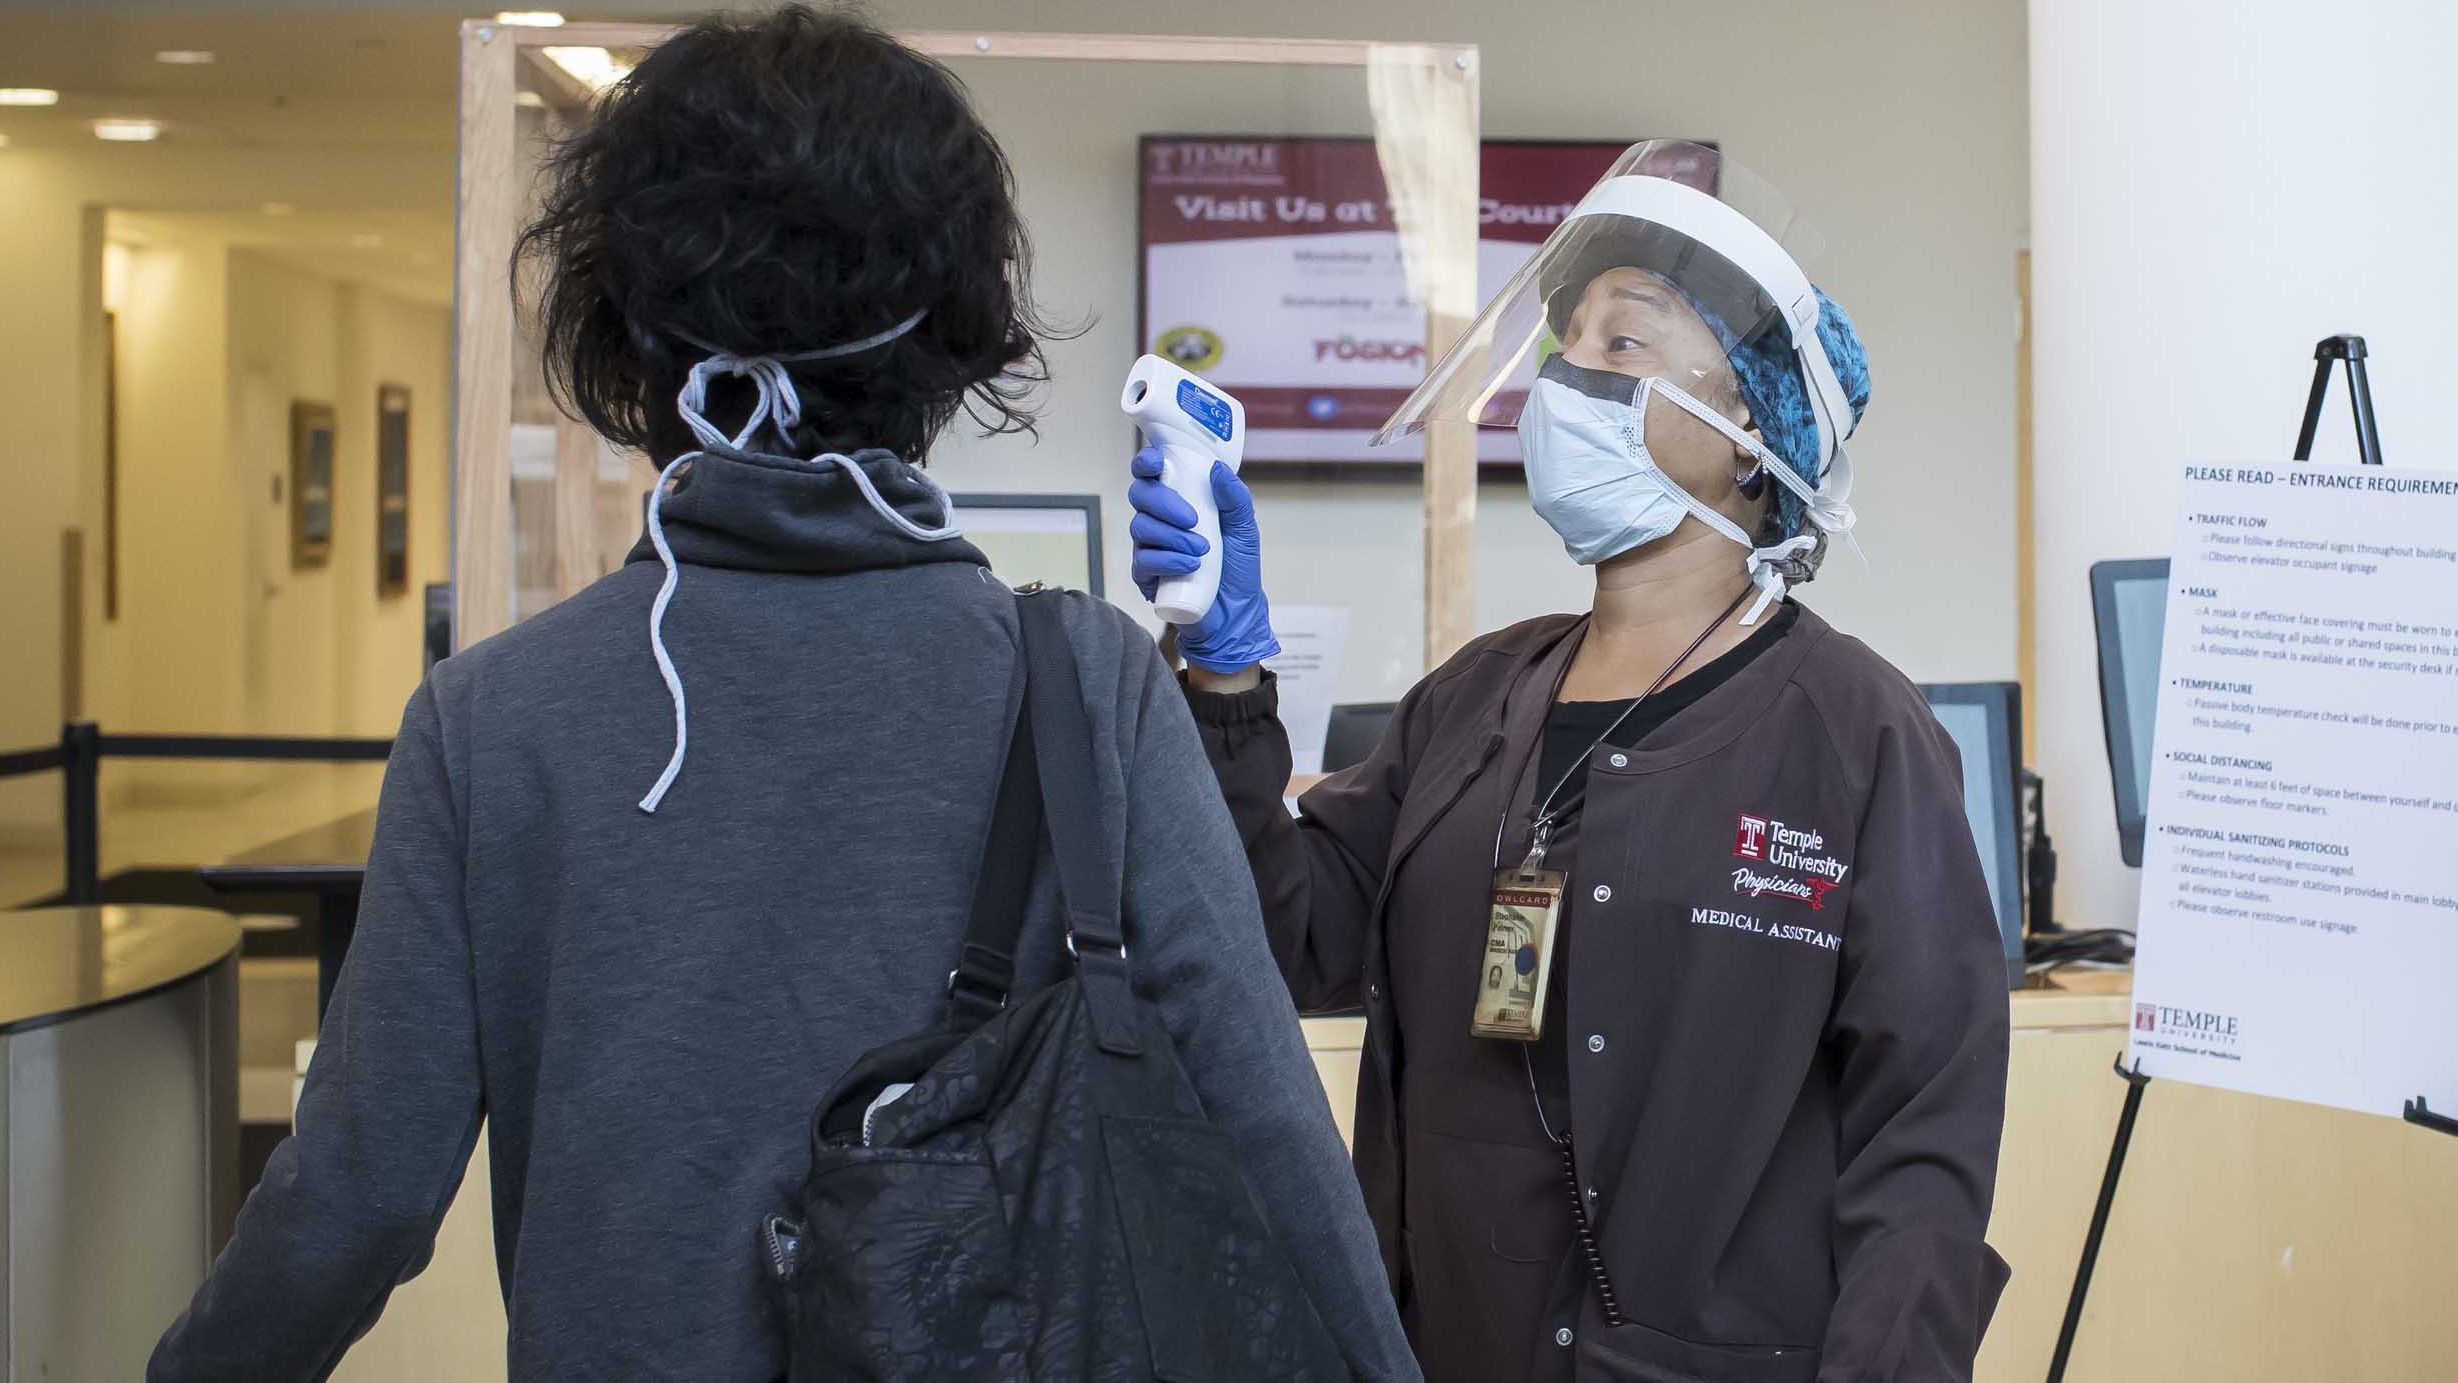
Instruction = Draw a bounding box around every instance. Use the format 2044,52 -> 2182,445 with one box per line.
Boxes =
1138,136 -> 1716,468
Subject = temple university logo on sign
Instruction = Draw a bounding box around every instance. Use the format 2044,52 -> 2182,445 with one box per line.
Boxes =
1733,815 -> 1770,860
2131,1001 -> 2243,1059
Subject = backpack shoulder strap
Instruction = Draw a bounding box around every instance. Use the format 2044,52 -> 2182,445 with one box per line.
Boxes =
945,657 -> 1039,1031
1014,590 -> 1145,1057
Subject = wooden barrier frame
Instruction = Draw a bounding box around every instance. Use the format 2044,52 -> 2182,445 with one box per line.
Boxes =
453,19 -> 1483,664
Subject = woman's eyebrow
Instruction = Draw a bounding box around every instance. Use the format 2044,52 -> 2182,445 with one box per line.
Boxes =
1609,282 -> 1674,309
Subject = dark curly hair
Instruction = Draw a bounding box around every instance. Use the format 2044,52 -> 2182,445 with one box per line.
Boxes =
515,4 -> 1054,462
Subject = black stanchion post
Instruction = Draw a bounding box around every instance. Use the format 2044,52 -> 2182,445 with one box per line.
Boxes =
2046,1057 -> 2152,1383
60,720 -> 103,905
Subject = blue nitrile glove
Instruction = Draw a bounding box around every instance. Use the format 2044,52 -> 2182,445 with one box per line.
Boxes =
1127,447 -> 1280,672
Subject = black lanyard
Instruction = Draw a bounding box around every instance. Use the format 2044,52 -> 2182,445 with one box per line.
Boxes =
1518,584 -> 1755,870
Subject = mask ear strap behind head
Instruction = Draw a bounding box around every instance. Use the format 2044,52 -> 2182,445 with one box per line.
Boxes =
1636,378 -> 1844,626
671,309 -> 929,455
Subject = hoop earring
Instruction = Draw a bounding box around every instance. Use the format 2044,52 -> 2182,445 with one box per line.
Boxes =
1735,455 -> 1769,499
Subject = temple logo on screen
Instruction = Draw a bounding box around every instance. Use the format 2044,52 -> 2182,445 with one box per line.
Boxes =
1147,141 -> 1282,185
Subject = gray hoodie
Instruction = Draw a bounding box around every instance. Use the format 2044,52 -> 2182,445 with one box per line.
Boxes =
151,447 -> 1418,1382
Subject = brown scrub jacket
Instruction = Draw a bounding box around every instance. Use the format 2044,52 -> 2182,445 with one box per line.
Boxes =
1187,606 -> 2011,1383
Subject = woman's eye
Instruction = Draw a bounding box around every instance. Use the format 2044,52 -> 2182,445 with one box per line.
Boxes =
1608,336 -> 1646,353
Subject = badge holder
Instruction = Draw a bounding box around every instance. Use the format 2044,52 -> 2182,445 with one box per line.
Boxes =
1473,818 -> 1567,1042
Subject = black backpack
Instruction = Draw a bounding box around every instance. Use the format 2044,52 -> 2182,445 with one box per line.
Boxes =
760,589 -> 1352,1382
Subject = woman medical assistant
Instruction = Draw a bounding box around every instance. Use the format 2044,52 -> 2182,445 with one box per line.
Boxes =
1129,145 -> 2012,1382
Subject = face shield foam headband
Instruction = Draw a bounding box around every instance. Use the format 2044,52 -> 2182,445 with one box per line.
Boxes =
1518,355 -> 1855,626
637,308 -> 960,815
1567,176 -> 1860,484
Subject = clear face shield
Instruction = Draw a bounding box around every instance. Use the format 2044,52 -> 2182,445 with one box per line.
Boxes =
1375,141 -> 1857,619
1376,140 -> 1831,448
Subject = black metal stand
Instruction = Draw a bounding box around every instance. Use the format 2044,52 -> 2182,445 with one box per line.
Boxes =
2045,1058 -> 2150,1383
2047,335 -> 2435,1383
2292,334 -> 2384,465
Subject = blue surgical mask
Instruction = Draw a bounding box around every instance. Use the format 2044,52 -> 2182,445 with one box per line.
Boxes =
638,308 -> 952,815
1518,355 -> 1851,625
1516,358 -> 1694,566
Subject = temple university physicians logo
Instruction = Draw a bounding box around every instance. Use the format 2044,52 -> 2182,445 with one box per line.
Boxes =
1731,866 -> 1840,912
1734,814 -> 1770,860
1731,812 -> 1849,909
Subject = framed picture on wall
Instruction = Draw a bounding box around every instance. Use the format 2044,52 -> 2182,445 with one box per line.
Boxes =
290,400 -> 337,569
376,383 -> 412,598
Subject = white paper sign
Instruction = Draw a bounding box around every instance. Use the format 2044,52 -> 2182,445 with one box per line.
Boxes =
1267,604 -> 1352,775
2130,461 -> 2458,1117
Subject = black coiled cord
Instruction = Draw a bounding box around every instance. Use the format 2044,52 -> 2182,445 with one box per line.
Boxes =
1558,1134 -> 1626,1327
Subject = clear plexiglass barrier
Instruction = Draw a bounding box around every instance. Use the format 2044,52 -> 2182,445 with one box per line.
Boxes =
459,23 -> 1480,719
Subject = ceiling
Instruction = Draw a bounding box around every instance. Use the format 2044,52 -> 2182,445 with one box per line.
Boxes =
0,10 -> 487,300
0,10 -> 463,148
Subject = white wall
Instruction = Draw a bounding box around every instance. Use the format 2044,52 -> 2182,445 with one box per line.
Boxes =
106,227 -> 241,737
884,0 -> 2030,699
2030,0 -> 2458,930
221,252 -> 452,740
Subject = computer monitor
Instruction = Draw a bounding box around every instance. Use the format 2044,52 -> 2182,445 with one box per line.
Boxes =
1321,702 -> 1398,774
945,494 -> 1105,598
2089,558 -> 2170,868
1918,681 -> 2026,987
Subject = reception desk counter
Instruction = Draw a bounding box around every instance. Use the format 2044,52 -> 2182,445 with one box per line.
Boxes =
334,971 -> 2456,1381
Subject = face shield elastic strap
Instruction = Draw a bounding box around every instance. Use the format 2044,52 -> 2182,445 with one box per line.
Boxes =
639,308 -> 955,815
1629,375 -> 1857,626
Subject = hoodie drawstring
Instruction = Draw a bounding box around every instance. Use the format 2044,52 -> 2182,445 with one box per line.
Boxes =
637,310 -> 958,814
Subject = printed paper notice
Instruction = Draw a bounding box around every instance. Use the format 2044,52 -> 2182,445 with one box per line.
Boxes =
2130,461 -> 2458,1118
1267,605 -> 1351,776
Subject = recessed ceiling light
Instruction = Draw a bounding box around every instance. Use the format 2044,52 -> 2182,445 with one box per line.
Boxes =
350,233 -> 385,249
155,50 -> 218,66
0,88 -> 60,107
514,90 -> 547,109
543,46 -> 631,92
92,118 -> 164,143
495,11 -> 567,26
261,201 -> 297,216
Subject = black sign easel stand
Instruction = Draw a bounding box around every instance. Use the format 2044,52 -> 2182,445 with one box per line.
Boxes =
2292,334 -> 2385,469
2044,334 -> 2446,1383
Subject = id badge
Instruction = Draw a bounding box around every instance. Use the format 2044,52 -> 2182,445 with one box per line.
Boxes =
1471,865 -> 1566,1042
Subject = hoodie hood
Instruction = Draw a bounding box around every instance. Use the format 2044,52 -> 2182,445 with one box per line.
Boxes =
623,445 -> 990,576
623,443 -> 987,814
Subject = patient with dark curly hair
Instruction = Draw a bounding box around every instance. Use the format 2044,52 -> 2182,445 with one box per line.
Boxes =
150,8 -> 1418,1380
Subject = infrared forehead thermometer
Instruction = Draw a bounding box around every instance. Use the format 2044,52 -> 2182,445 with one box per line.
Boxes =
1121,354 -> 1245,626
